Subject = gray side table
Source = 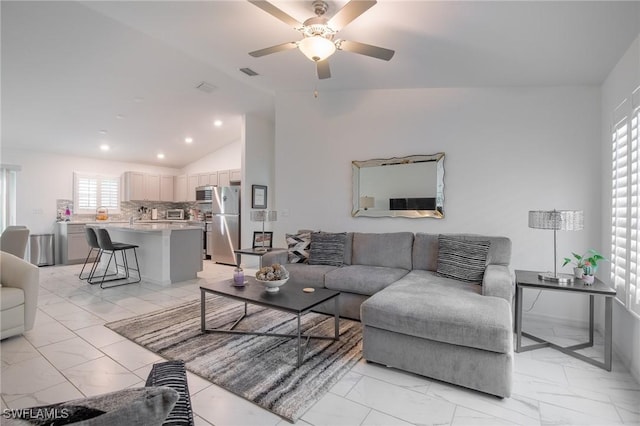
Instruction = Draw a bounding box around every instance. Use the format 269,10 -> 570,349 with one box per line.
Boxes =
514,270 -> 616,371
234,247 -> 287,269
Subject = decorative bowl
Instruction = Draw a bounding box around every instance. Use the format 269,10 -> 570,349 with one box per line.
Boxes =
256,278 -> 289,293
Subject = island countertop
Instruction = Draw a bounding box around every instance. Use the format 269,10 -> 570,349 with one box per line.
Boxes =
88,222 -> 202,233
87,223 -> 203,284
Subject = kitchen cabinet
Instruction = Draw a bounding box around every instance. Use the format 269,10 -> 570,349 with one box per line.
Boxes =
122,172 -> 145,201
160,175 -> 173,202
174,175 -> 187,201
208,172 -> 218,186
230,169 -> 241,183
57,223 -> 95,265
217,170 -> 230,187
145,174 -> 160,200
122,171 -> 160,201
187,175 -> 199,201
198,173 -> 210,186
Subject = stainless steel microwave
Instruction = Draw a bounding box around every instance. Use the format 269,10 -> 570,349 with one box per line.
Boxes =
166,209 -> 185,220
196,185 -> 214,202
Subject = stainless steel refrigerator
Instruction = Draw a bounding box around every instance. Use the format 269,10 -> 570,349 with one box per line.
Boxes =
209,186 -> 240,265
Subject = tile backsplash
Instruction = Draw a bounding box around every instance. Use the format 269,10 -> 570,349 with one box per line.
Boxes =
56,199 -> 198,222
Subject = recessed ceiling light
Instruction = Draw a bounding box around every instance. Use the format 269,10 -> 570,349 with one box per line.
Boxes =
213,120 -> 223,127
99,130 -> 108,135
157,153 -> 165,159
116,114 -> 125,119
134,97 -> 144,103
100,144 -> 110,151
185,137 -> 193,144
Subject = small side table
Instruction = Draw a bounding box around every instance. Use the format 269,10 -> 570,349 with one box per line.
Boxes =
514,270 -> 616,371
234,247 -> 287,269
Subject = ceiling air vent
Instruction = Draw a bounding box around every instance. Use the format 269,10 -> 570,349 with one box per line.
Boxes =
195,81 -> 217,93
239,68 -> 259,77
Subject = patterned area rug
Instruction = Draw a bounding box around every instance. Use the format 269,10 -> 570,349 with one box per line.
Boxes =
105,296 -> 362,422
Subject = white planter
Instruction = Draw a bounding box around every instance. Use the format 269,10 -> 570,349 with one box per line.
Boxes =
574,267 -> 584,279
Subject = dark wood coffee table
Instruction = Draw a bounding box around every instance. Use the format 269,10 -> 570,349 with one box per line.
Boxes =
200,277 -> 340,367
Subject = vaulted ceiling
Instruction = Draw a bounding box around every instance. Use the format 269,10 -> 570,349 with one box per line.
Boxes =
2,1 -> 639,168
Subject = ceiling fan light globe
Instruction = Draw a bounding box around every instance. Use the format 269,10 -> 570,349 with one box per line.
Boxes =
298,36 -> 336,62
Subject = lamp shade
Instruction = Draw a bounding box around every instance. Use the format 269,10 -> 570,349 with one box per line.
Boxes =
528,210 -> 583,231
298,36 -> 336,62
360,196 -> 375,209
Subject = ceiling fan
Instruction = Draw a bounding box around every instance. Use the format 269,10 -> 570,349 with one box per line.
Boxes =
248,0 -> 395,79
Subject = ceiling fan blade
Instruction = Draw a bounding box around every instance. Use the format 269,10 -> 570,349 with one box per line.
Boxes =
248,1 -> 302,29
338,40 -> 395,61
328,0 -> 376,31
317,60 -> 331,79
249,42 -> 298,57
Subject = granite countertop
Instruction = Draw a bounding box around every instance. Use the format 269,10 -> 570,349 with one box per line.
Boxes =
88,222 -> 202,232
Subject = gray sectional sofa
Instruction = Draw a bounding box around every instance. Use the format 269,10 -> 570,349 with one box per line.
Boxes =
264,232 -> 514,398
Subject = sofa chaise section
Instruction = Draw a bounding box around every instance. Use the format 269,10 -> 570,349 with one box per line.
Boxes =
360,233 -> 514,397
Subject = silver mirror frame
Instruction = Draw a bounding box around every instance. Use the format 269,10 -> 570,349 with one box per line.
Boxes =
352,153 -> 445,219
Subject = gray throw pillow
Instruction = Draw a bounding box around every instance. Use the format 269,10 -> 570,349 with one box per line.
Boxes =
286,232 -> 311,264
3,387 -> 178,426
309,232 -> 346,267
436,235 -> 490,283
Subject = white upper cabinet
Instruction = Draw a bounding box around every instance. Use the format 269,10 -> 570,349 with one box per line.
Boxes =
122,172 -> 145,201
230,169 -> 241,183
187,175 -> 199,201
160,175 -> 174,202
145,174 -> 160,200
217,170 -> 230,187
174,175 -> 187,202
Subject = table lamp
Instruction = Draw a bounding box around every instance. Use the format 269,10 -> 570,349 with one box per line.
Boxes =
528,209 -> 584,283
250,210 -> 277,252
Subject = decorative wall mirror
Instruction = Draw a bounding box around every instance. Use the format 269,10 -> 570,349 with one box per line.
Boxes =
352,153 -> 445,218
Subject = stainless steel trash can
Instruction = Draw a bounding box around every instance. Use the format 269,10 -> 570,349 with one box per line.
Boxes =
30,234 -> 55,266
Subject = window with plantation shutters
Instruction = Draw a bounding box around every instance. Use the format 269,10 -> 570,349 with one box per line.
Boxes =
611,87 -> 640,318
73,172 -> 120,214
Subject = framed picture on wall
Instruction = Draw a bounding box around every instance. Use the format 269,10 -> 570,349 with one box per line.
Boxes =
252,185 -> 267,209
253,231 -> 273,249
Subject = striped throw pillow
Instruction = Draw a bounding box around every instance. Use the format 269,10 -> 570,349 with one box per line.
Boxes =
286,232 -> 311,263
436,235 -> 490,283
309,232 -> 346,266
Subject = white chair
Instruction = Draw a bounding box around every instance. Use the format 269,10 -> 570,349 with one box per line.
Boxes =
1,251 -> 39,339
0,226 -> 30,258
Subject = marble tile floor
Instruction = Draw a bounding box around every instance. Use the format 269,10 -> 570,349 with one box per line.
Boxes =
1,262 -> 639,426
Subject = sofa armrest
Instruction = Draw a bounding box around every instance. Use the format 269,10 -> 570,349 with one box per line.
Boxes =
482,264 -> 513,304
0,251 -> 39,331
261,249 -> 288,266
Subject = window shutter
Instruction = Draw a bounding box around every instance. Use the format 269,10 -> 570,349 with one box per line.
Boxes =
611,87 -> 640,319
100,177 -> 119,209
74,173 -> 120,214
77,176 -> 98,210
630,105 -> 640,315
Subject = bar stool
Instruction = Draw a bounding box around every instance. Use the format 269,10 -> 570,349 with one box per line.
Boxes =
90,228 -> 141,288
79,227 -> 101,281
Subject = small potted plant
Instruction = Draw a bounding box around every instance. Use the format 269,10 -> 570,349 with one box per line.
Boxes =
563,249 -> 607,284
562,252 -> 587,278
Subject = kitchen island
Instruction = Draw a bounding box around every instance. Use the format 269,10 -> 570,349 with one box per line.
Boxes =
88,222 -> 202,284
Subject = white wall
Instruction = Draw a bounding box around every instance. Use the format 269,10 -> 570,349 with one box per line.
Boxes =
274,86 -> 601,323
601,34 -> 640,382
241,113 -> 275,267
0,148 -> 180,234
179,140 -> 241,175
